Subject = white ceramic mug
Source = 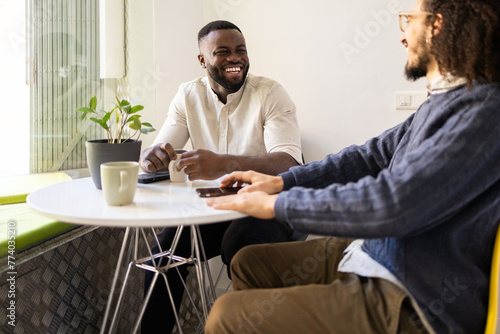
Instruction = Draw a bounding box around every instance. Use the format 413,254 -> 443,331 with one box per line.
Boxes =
169,149 -> 188,183
100,161 -> 139,206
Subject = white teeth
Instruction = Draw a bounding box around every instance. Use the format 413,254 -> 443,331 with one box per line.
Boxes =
225,67 -> 241,73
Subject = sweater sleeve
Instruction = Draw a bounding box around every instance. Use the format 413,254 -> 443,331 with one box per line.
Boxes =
281,115 -> 413,191
276,85 -> 500,238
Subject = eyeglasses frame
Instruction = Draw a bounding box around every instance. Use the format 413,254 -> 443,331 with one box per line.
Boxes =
399,11 -> 435,32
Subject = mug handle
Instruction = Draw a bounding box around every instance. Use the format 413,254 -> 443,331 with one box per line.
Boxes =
119,170 -> 129,193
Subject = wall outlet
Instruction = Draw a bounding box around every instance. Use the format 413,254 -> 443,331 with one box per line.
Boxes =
394,91 -> 427,110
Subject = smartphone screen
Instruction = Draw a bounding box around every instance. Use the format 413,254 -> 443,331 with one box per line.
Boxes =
196,186 -> 243,198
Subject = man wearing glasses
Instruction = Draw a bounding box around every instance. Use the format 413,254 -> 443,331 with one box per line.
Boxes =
204,0 -> 500,333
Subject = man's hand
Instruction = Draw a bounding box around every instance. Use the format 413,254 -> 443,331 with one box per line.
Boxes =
139,143 -> 176,172
206,192 -> 279,220
205,170 -> 284,219
177,149 -> 228,180
219,171 -> 284,195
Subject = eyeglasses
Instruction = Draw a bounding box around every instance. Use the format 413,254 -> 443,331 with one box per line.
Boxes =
399,11 -> 435,32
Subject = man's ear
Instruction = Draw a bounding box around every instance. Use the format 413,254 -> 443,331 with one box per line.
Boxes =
432,13 -> 443,36
198,54 -> 206,69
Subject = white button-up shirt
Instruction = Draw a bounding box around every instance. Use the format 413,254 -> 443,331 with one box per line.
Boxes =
153,74 -> 302,164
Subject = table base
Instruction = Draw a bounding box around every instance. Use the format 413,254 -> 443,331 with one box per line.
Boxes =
100,225 -> 217,334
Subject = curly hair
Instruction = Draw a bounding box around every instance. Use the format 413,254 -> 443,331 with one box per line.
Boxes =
197,20 -> 242,46
422,0 -> 500,84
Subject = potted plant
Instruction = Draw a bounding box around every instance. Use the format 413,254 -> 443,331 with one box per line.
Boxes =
77,95 -> 155,189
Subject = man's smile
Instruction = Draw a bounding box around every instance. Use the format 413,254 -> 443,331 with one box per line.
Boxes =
225,66 -> 242,73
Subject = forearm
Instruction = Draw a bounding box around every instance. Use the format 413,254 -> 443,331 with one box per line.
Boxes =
281,146 -> 389,191
219,152 -> 299,176
281,120 -> 410,190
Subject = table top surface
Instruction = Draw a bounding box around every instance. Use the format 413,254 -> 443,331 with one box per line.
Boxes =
27,177 -> 247,227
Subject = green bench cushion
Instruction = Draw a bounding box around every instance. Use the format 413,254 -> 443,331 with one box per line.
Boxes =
0,203 -> 76,257
0,172 -> 77,258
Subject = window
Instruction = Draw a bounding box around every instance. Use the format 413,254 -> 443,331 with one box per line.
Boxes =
0,0 -> 140,178
0,0 -> 122,177
27,0 -> 115,174
0,1 -> 29,177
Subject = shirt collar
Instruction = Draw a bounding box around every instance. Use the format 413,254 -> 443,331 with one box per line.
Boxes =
426,73 -> 468,95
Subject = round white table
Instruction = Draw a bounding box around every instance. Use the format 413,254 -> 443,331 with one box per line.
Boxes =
27,177 -> 246,334
27,177 -> 246,227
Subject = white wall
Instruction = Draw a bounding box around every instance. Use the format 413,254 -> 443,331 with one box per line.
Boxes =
128,0 -> 204,150
131,0 -> 427,162
203,0 -> 427,162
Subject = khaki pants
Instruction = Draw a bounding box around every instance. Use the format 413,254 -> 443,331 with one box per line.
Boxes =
205,238 -> 428,334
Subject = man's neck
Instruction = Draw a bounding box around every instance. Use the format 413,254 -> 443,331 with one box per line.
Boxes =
426,68 -> 441,82
209,80 -> 244,105
214,90 -> 228,104
207,79 -> 228,104
425,58 -> 441,82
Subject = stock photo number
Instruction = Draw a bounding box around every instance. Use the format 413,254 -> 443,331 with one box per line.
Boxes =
6,219 -> 17,327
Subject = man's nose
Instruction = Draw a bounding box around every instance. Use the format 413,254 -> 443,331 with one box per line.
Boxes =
399,32 -> 407,46
227,52 -> 240,63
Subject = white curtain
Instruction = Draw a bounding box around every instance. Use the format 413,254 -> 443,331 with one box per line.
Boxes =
27,0 -> 117,173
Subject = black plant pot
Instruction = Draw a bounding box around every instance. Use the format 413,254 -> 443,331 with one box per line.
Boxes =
86,139 -> 142,189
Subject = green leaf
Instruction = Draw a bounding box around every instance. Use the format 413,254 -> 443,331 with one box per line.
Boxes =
128,118 -> 142,131
77,106 -> 95,121
120,99 -> 131,112
102,111 -> 112,123
114,109 -> 121,124
126,115 -> 141,123
76,107 -> 93,113
76,107 -> 93,112
90,117 -> 109,130
141,122 -> 153,127
129,105 -> 144,114
89,95 -> 97,110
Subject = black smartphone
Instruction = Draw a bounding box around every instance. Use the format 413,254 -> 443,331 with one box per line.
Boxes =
137,171 -> 170,184
196,186 -> 243,198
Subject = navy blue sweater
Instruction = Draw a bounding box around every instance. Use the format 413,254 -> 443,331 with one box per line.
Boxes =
276,82 -> 500,333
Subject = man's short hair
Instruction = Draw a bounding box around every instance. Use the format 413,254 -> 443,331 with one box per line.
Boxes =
197,20 -> 242,46
423,0 -> 500,84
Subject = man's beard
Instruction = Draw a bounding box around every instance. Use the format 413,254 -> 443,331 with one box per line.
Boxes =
207,63 -> 249,91
404,34 -> 432,81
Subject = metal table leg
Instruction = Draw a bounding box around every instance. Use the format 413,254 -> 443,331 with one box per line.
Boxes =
100,225 -> 216,334
100,227 -> 131,334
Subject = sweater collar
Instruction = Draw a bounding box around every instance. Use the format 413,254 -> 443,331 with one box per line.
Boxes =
426,73 -> 468,95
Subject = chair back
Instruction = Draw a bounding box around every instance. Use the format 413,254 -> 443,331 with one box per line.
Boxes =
485,224 -> 500,334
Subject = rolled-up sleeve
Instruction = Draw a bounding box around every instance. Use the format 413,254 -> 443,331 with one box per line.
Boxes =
263,82 -> 303,164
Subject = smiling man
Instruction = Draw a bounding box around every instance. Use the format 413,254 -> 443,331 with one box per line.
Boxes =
200,27 -> 249,101
140,21 -> 302,180
139,20 -> 302,334
204,0 -> 500,333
